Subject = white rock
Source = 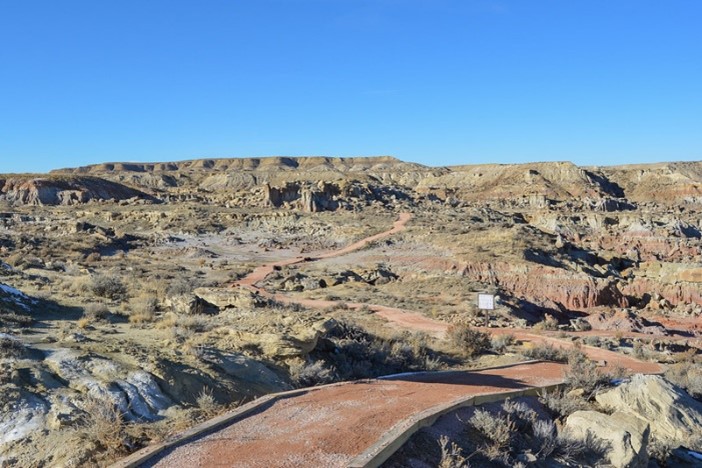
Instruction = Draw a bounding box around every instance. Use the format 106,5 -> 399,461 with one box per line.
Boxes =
0,393 -> 48,448
565,410 -> 649,468
596,374 -> 702,446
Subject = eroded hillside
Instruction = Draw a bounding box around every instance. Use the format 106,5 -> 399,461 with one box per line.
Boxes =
1,156 -> 701,466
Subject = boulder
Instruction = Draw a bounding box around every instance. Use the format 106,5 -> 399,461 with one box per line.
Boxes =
228,319 -> 336,358
194,287 -> 267,309
200,350 -> 290,393
569,317 -> 592,331
165,293 -> 217,315
564,410 -> 649,468
596,374 -> 702,446
44,349 -> 172,422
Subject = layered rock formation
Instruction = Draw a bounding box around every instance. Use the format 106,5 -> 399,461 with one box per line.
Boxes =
0,176 -> 156,206
596,375 -> 702,447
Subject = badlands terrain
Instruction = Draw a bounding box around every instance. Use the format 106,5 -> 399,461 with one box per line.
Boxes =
1,156 -> 702,467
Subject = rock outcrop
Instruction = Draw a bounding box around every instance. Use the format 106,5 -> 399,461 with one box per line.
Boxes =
565,410 -> 649,468
598,162 -> 702,205
226,319 -> 336,358
0,176 -> 157,206
193,287 -> 268,309
264,181 -> 341,212
596,375 -> 702,447
456,261 -> 628,311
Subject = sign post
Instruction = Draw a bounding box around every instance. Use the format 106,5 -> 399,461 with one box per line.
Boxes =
477,293 -> 495,327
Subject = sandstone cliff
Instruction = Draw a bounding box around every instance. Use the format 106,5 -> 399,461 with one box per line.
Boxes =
0,176 -> 158,206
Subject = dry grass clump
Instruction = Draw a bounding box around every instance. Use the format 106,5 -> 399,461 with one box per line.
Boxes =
490,333 -> 515,353
300,322 -> 444,383
196,387 -> 223,419
0,310 -> 33,327
84,303 -> 110,320
539,349 -> 624,419
446,324 -> 491,358
163,276 -> 198,299
666,359 -> 702,400
173,315 -> 213,333
563,349 -> 610,396
6,253 -> 43,270
438,435 -> 468,468
85,252 -> 102,263
538,388 -> 590,419
533,314 -> 559,331
71,397 -> 131,462
464,399 -> 597,466
470,407 -> 516,460
76,317 -> 92,329
157,312 -> 215,346
129,295 -> 158,323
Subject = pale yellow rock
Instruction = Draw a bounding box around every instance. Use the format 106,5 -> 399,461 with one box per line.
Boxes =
596,374 -> 702,446
565,410 -> 649,468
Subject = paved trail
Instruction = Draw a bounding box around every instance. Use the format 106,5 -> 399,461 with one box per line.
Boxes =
143,362 -> 566,468
121,213 -> 663,467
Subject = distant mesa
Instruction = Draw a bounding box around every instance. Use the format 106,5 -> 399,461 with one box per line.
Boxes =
0,155 -> 699,207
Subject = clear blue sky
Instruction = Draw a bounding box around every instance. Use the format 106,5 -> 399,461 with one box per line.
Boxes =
1,1 -> 701,173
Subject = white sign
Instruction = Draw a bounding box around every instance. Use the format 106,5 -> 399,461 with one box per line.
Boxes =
478,294 -> 495,310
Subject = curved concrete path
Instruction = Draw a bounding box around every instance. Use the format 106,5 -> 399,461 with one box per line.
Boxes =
138,361 -> 566,468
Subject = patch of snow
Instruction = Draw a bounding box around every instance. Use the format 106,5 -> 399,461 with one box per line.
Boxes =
0,332 -> 19,341
0,393 -> 48,447
45,349 -> 171,422
0,283 -> 27,298
0,282 -> 34,310
125,371 -> 172,413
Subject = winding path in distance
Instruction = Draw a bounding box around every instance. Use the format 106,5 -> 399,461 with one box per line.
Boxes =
236,212 -> 412,289
233,211 -> 662,374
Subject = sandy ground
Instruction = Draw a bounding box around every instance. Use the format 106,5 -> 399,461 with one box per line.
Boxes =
145,361 -> 566,468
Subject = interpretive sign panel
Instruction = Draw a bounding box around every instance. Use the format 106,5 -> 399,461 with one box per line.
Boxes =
477,293 -> 495,310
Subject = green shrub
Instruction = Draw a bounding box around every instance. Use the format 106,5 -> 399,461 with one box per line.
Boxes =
91,274 -> 127,300
0,336 -> 24,358
447,324 -> 491,357
666,361 -> 702,400
523,343 -> 570,362
290,360 -> 336,387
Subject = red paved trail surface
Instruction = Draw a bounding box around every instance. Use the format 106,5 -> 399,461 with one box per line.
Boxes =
145,361 -> 566,468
